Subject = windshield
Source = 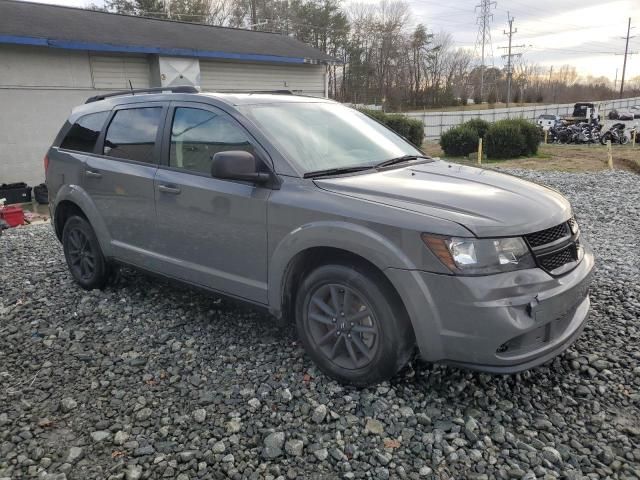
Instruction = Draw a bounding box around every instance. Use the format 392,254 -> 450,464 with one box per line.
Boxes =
241,102 -> 422,173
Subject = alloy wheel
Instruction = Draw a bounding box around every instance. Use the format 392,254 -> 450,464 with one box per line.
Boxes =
66,228 -> 96,282
305,283 -> 379,370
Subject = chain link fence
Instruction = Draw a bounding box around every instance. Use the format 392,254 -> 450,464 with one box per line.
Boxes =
405,97 -> 640,140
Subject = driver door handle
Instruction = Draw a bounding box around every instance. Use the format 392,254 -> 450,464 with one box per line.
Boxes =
85,169 -> 102,179
158,184 -> 181,195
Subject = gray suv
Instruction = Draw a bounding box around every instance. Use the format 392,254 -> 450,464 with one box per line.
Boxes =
46,87 -> 594,386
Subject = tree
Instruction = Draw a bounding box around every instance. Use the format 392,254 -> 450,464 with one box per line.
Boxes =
487,89 -> 497,105
105,0 -> 166,17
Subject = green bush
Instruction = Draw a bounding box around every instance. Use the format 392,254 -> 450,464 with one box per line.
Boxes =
509,118 -> 540,156
361,109 -> 387,123
462,118 -> 491,138
361,109 -> 425,147
440,126 -> 479,157
485,122 -> 526,159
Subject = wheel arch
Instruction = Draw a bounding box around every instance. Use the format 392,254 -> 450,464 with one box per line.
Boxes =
52,185 -> 113,257
268,222 -> 416,324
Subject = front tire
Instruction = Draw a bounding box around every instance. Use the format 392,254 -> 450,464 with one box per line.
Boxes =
62,215 -> 109,290
295,264 -> 414,386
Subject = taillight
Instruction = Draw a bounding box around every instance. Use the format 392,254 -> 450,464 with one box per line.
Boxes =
44,155 -> 50,173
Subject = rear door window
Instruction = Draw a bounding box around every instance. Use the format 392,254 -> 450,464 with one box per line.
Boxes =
60,111 -> 109,153
103,107 -> 162,164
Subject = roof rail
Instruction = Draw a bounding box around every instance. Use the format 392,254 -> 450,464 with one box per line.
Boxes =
248,90 -> 294,95
210,89 -> 295,95
85,86 -> 199,103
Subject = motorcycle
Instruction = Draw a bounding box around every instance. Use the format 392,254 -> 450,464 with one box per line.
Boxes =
600,123 -> 629,145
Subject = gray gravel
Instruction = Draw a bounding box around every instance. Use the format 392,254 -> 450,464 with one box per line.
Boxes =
1,169 -> 639,480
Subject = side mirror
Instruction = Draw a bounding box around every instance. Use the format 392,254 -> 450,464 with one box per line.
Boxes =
211,151 -> 270,184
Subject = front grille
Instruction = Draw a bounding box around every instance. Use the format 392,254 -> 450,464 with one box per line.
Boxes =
525,223 -> 570,248
539,244 -> 578,272
525,218 -> 580,274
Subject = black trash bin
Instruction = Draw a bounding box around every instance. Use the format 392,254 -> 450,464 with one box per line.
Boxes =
34,183 -> 49,204
0,182 -> 32,205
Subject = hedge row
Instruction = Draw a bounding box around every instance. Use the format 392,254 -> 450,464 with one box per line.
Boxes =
440,118 -> 539,159
361,109 -> 425,147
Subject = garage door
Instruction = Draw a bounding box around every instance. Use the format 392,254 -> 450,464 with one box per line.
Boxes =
200,61 -> 325,97
90,54 -> 151,89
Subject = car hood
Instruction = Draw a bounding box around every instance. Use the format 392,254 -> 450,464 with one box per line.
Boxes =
314,161 -> 572,237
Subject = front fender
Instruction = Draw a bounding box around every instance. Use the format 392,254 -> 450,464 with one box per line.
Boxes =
53,184 -> 113,257
268,221 -> 417,315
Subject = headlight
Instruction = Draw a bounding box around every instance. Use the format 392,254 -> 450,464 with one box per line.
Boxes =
422,234 -> 536,275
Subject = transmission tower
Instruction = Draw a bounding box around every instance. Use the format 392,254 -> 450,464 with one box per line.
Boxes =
473,0 -> 496,101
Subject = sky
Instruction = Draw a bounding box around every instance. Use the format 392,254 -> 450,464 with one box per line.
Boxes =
16,0 -> 640,83
386,0 -> 640,83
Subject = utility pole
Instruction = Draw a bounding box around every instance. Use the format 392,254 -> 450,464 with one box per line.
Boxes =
547,66 -> 554,104
620,17 -> 634,98
500,13 -> 524,108
474,0 -> 497,102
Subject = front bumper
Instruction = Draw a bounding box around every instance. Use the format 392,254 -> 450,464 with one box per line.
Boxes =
386,241 -> 595,372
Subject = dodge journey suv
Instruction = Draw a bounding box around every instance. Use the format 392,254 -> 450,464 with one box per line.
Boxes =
46,87 -> 594,386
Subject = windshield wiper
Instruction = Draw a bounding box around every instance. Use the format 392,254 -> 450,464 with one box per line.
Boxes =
303,165 -> 374,179
375,154 -> 432,169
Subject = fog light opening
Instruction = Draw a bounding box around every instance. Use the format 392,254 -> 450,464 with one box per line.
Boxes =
497,343 -> 509,353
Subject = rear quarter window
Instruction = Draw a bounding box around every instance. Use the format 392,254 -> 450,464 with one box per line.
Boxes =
103,107 -> 162,164
59,111 -> 110,153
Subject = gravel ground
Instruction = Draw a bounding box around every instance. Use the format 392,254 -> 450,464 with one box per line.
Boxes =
1,169 -> 639,480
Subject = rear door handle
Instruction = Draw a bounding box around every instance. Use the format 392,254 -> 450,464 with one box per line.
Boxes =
158,184 -> 181,194
85,169 -> 102,179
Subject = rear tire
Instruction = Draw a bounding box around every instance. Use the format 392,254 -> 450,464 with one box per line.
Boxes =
62,215 -> 109,290
295,263 -> 414,386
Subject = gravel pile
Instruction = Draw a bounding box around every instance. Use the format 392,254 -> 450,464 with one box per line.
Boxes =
1,169 -> 639,480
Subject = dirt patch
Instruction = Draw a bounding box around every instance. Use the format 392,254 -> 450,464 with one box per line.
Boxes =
422,142 -> 640,173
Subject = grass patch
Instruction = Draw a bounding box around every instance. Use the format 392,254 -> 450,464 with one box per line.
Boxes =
422,142 -> 640,173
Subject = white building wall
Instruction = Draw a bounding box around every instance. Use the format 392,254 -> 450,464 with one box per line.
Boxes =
0,45 -> 327,189
0,45 -> 151,188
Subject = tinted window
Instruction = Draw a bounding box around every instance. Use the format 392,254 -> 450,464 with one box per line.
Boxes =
103,107 -> 162,163
170,107 -> 254,175
60,112 -> 109,153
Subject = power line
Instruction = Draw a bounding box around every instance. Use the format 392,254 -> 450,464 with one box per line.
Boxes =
620,17 -> 635,98
499,13 -> 524,107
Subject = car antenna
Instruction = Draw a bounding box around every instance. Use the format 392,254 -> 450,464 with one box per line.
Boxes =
129,80 -> 134,95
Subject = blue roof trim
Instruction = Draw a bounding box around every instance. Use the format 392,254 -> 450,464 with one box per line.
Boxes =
0,35 -> 309,64
0,35 -> 48,46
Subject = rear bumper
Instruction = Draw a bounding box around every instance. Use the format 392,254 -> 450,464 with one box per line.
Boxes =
386,241 -> 594,372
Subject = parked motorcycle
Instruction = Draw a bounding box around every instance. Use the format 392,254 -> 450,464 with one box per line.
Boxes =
600,123 -> 629,145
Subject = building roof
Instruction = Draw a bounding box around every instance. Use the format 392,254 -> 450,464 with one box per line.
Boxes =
0,0 -> 337,64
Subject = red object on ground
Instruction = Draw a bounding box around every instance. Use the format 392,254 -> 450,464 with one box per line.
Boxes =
0,205 -> 24,227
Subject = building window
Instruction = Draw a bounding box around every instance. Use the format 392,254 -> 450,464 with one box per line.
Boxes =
103,108 -> 162,163
170,107 -> 254,175
59,111 -> 110,153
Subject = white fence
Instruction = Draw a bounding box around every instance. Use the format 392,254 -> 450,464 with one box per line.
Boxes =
406,96 -> 640,139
